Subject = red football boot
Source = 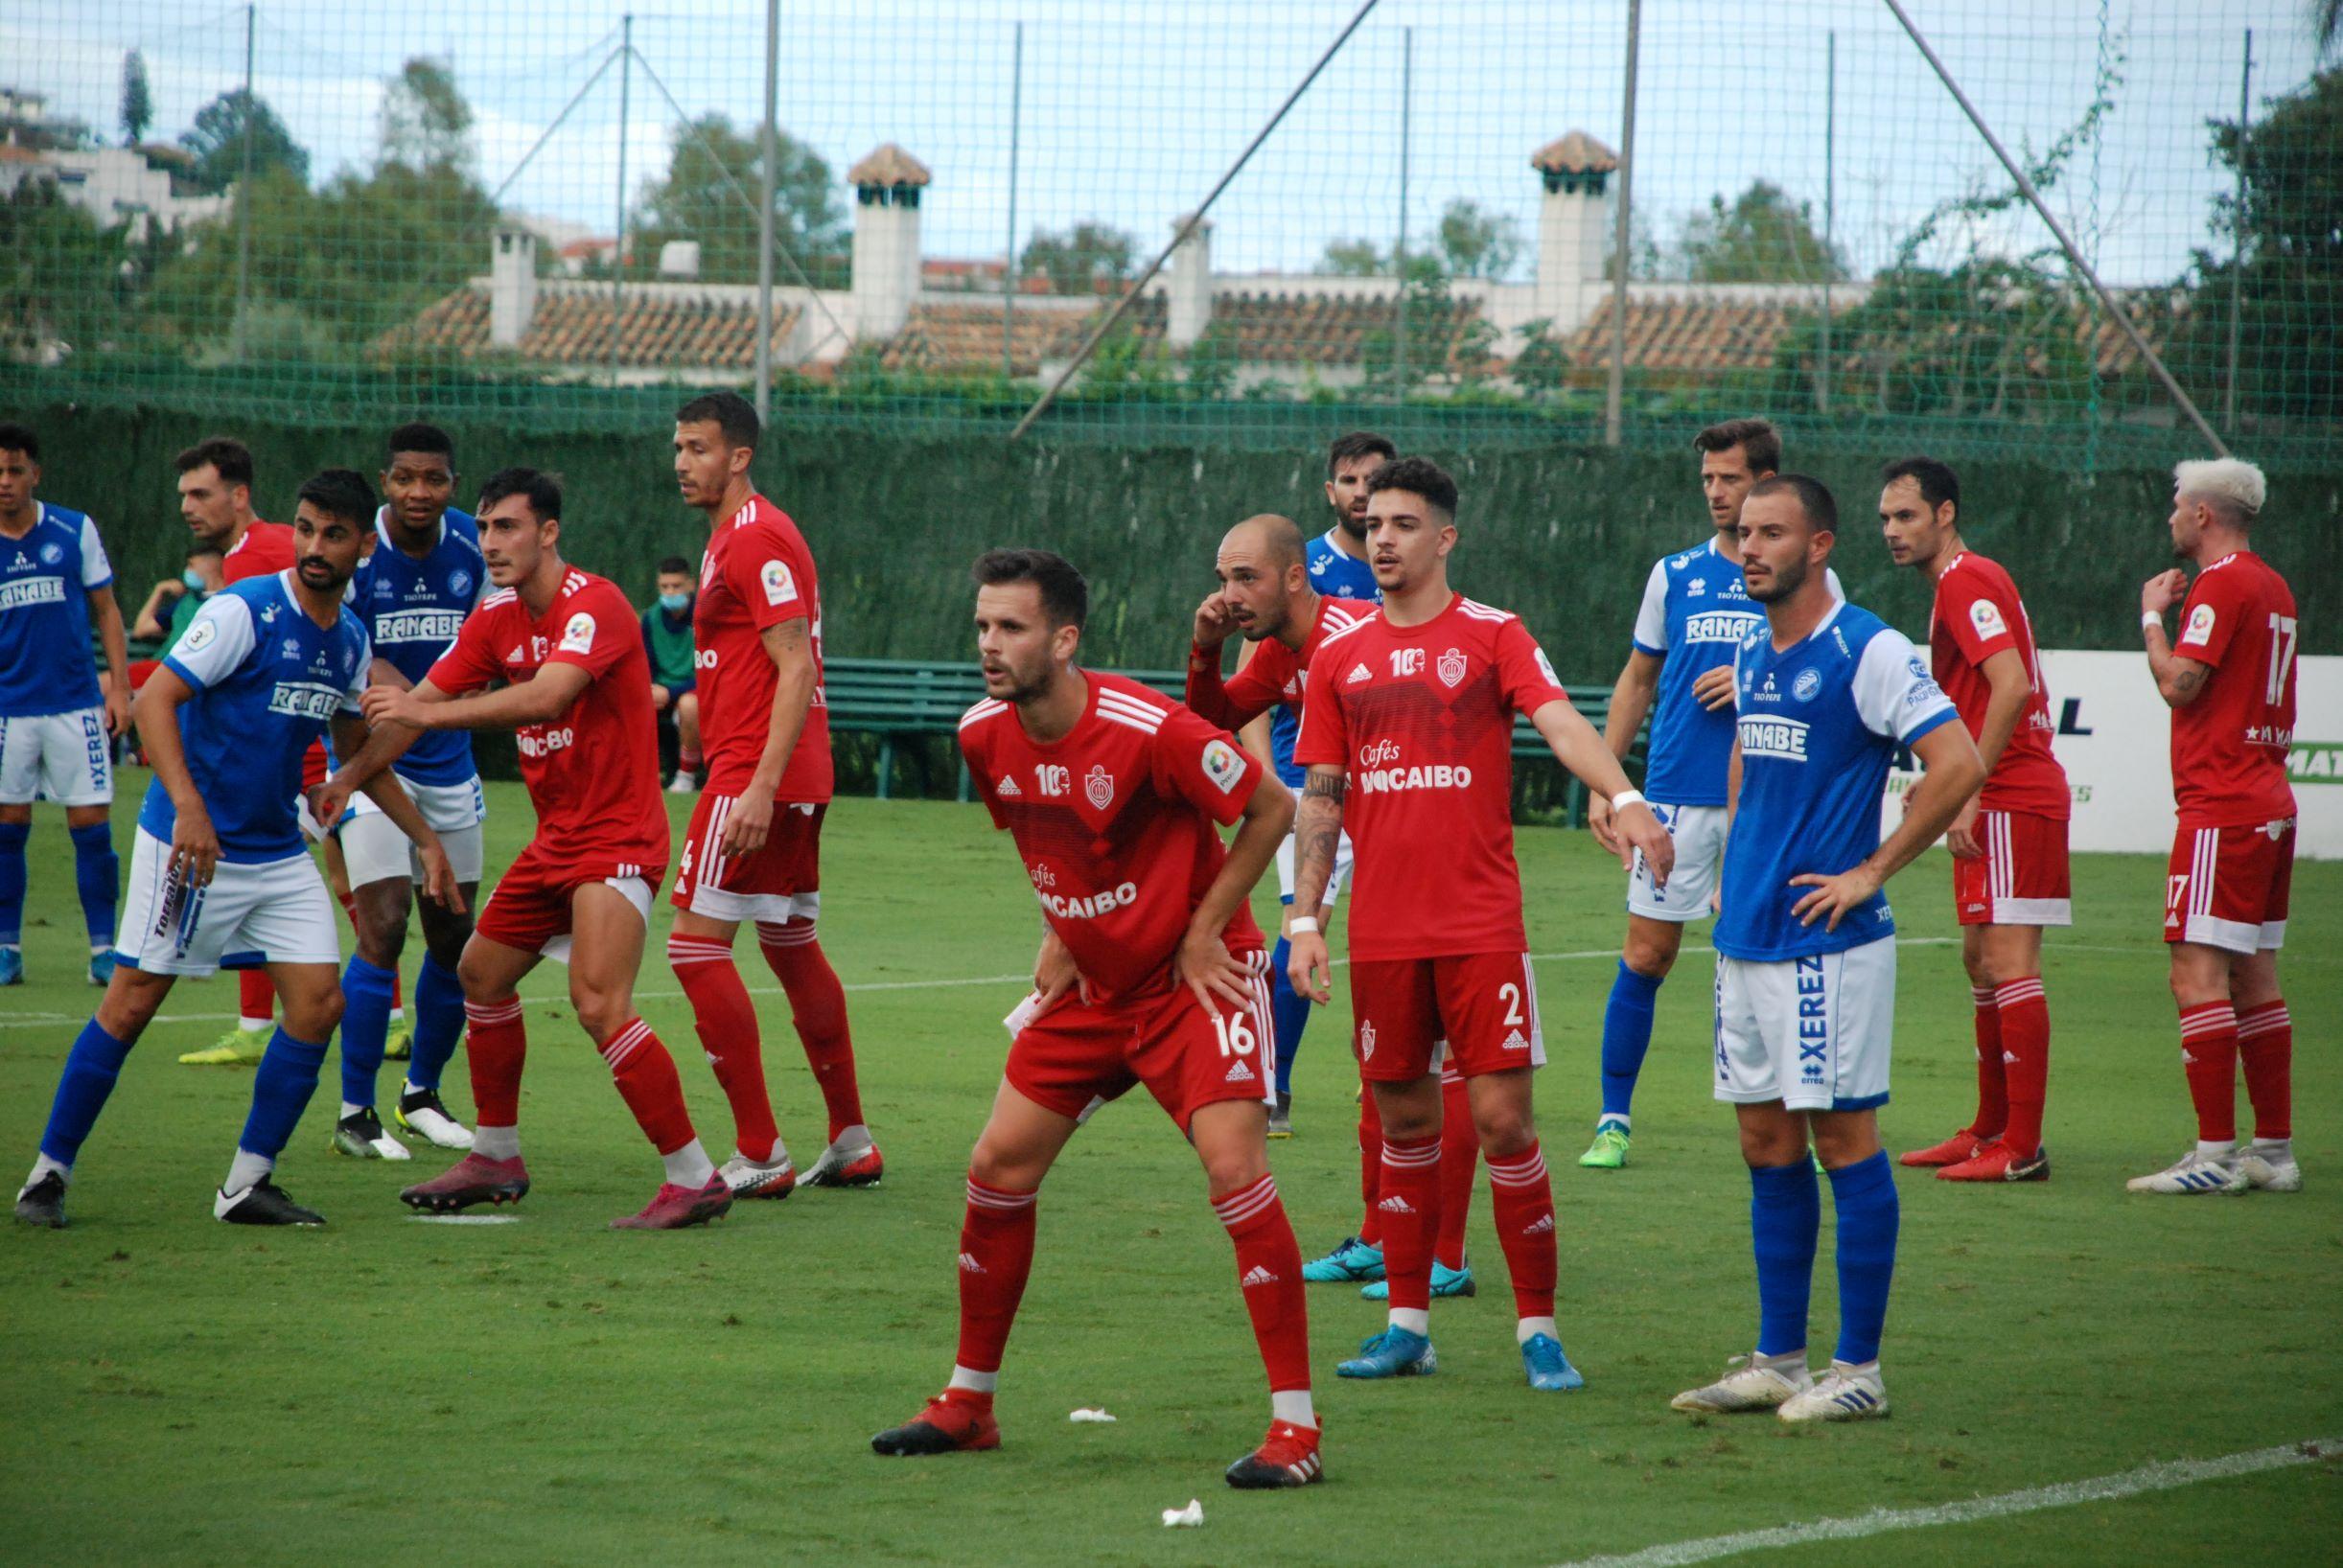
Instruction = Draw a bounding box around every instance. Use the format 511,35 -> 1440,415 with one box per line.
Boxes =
1899,1129 -> 1987,1168
610,1173 -> 732,1230
400,1154 -> 530,1213
1225,1418 -> 1324,1488
870,1390 -> 1001,1457
1938,1140 -> 2050,1184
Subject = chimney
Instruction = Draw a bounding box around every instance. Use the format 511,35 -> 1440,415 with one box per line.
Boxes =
848,142 -> 930,342
658,240 -> 701,280
489,226 -> 539,348
1165,213 -> 1213,349
1530,131 -> 1617,336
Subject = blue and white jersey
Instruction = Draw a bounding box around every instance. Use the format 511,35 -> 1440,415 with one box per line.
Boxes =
1271,528 -> 1383,786
352,506 -> 483,787
0,501 -> 111,718
139,572 -> 369,865
1632,536 -> 1841,807
1715,601 -> 1957,962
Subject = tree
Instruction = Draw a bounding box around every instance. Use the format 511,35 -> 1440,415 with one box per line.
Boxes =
180,89 -> 311,193
380,57 -> 473,173
120,51 -> 153,146
629,113 -> 844,284
1019,222 -> 1136,295
2318,0 -> 2340,57
1435,198 -> 1523,279
1674,179 -> 1845,283
1318,237 -> 1384,276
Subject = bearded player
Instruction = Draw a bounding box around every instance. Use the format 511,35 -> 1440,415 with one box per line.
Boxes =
872,549 -> 1321,1489
336,468 -> 728,1230
1288,457 -> 1673,1391
1879,456 -> 2069,1183
665,391 -> 876,1200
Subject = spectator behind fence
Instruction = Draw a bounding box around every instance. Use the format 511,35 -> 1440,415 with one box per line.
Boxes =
132,543 -> 226,655
643,555 -> 702,791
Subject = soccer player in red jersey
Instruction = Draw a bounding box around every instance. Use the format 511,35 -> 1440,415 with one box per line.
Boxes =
335,467 -> 729,1229
663,391 -> 878,1200
873,549 -> 1321,1489
1186,512 -> 1485,1298
1877,457 -> 2070,1183
2132,458 -> 2300,1196
1288,457 -> 1674,1390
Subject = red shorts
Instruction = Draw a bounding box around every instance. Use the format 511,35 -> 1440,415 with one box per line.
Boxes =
1006,953 -> 1273,1133
477,839 -> 666,963
2166,819 -> 2294,956
302,741 -> 328,792
670,795 -> 824,924
1953,809 -> 2072,927
1349,952 -> 1545,1083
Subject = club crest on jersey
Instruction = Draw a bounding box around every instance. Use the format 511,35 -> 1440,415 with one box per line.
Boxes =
559,611 -> 595,654
1084,764 -> 1115,809
1792,668 -> 1821,703
1437,648 -> 1468,688
760,559 -> 798,606
449,567 -> 474,598
38,542 -> 62,565
1201,738 -> 1245,794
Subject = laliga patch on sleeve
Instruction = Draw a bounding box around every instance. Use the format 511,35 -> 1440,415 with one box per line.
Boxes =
1534,645 -> 1562,687
2181,602 -> 2215,646
180,619 -> 217,654
760,559 -> 798,606
1201,737 -> 1245,794
1968,598 -> 2007,640
559,611 -> 596,654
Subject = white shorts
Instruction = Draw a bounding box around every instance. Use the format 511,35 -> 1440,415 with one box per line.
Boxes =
539,878 -> 653,967
1713,937 -> 1895,1114
1274,784 -> 1353,909
0,706 -> 112,806
115,828 -> 340,977
1628,802 -> 1726,923
340,774 -> 487,887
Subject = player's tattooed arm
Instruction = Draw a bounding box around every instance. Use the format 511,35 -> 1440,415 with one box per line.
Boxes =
2139,569 -> 2211,707
1285,768 -> 1346,1003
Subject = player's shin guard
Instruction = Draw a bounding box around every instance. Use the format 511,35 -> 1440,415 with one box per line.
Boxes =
337,956 -> 395,1111
239,1028 -> 330,1161
0,819 -> 27,945
1750,1160 -> 1821,1358
1216,1173 -> 1312,1398
1485,1141 -> 1555,1318
1434,1071 -> 1475,1270
1826,1152 -> 1898,1367
2237,1000 -> 2292,1142
1267,936 -> 1311,1098
957,1177 -> 1039,1381
1967,984 -> 2007,1139
407,953 -> 466,1095
756,921 -> 864,1141
68,821 -> 117,951
463,997 -> 526,1136
1599,960 -> 1663,1120
239,968 -> 276,1030
38,1017 -> 135,1166
1994,977 -> 2050,1156
599,1018 -> 697,1155
1378,1133 -> 1442,1317
2177,1001 -> 2239,1143
1357,1086 -> 1385,1247
671,934 -> 779,1162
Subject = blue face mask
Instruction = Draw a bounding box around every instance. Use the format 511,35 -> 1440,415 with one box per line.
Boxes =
182,568 -> 208,591
659,590 -> 690,613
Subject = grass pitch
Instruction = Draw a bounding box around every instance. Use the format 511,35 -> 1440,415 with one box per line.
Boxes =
2,777 -> 2336,1565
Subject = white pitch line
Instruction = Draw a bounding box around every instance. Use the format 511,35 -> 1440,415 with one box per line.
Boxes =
1551,1438 -> 2335,1568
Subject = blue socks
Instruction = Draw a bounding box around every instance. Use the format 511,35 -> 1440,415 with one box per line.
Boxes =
1827,1151 -> 1900,1367
1599,960 -> 1664,1121
337,956 -> 396,1110
70,820 -> 118,950
408,952 -> 466,1095
0,819 -> 27,946
1749,1159 -> 1821,1358
40,1017 -> 136,1166
241,1027 -> 329,1160
1268,934 -> 1311,1097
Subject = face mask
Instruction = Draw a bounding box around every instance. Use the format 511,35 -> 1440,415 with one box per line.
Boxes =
659,591 -> 690,613
182,568 -> 208,590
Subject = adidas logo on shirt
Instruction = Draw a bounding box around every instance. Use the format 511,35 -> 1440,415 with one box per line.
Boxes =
1502,1028 -> 1531,1052
1377,1194 -> 1414,1213
996,774 -> 1022,797
1240,1264 -> 1279,1288
1347,662 -> 1370,683
1521,1213 -> 1555,1236
958,1252 -> 985,1273
1225,1059 -> 1255,1083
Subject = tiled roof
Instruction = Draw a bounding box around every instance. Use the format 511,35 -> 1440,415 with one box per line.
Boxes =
1130,288 -> 1486,367
375,283 -> 801,370
848,143 -> 930,188
878,302 -> 1096,376
1531,131 -> 1618,176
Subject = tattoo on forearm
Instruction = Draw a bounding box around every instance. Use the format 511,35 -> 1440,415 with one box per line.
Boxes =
1302,772 -> 1346,803
2170,663 -> 2206,701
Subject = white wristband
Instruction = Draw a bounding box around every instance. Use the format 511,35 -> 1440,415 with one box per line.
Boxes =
1611,790 -> 1646,811
1287,916 -> 1320,935
2142,611 -> 2164,631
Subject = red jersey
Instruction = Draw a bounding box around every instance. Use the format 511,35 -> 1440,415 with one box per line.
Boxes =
1294,594 -> 1570,961
694,493 -> 832,800
429,567 -> 668,866
1185,595 -> 1377,730
1927,550 -> 2069,819
959,672 -> 1265,1004
2170,550 -> 2297,829
222,519 -> 295,584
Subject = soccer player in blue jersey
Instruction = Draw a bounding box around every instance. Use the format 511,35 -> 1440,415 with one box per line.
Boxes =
13,471 -> 460,1230
316,424 -> 487,1162
1669,474 -> 1981,1422
0,423 -> 132,989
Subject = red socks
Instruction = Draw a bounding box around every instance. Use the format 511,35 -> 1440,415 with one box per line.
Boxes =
1485,1141 -> 1557,1319
1435,1070 -> 1476,1271
464,998 -> 526,1128
1214,1174 -> 1311,1395
2178,1001 -> 2240,1142
239,967 -> 275,1025
1994,977 -> 2051,1156
957,1177 -> 1039,1376
599,1017 -> 697,1156
757,921 -> 864,1141
670,934 -> 779,1162
1356,1084 -> 1384,1248
1377,1134 -> 1442,1312
2237,1000 -> 2292,1141
1967,983 -> 2007,1139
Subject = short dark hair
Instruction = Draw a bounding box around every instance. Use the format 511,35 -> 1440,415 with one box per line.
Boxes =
656,555 -> 693,577
295,469 -> 377,529
174,435 -> 254,488
1747,473 -> 1837,533
1365,455 -> 1459,519
476,466 -> 562,522
972,547 -> 1088,631
386,422 -> 454,463
677,390 -> 759,451
1326,429 -> 1398,479
1692,417 -> 1781,475
1880,454 -> 1960,519
186,543 -> 223,562
0,422 -> 38,462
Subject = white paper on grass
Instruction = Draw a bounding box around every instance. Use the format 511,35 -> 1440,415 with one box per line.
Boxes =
1068,1407 -> 1116,1423
1161,1499 -> 1203,1528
